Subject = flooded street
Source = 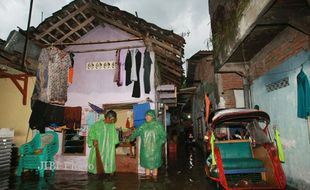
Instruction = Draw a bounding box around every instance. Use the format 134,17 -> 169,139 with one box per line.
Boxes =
8,143 -> 217,190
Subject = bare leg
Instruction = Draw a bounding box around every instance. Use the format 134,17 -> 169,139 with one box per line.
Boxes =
145,169 -> 151,176
153,168 -> 158,177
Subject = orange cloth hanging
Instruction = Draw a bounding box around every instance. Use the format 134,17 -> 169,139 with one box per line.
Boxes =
68,67 -> 74,84
205,94 -> 210,123
126,118 -> 131,129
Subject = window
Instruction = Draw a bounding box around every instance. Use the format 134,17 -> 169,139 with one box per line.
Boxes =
62,129 -> 86,155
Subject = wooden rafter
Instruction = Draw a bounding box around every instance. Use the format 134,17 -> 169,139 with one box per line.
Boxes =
160,70 -> 181,86
153,46 -> 181,63
35,3 -> 89,40
156,55 -> 182,73
93,9 -> 142,37
158,62 -> 182,77
56,16 -> 95,43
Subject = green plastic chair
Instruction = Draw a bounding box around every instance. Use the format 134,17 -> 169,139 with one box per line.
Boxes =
16,131 -> 59,177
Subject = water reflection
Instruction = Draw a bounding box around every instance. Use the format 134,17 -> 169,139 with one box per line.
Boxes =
9,143 -> 217,190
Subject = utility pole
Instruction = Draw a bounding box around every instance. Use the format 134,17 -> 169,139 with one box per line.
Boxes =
22,0 -> 34,70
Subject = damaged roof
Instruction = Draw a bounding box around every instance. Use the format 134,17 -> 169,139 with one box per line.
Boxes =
32,0 -> 185,86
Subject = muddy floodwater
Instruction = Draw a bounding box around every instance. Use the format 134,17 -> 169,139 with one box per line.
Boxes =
6,143 -> 296,190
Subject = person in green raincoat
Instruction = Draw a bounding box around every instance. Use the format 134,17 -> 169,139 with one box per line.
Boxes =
87,110 -> 119,174
129,110 -> 166,177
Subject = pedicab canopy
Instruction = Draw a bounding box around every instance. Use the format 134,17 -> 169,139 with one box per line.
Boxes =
208,109 -> 270,127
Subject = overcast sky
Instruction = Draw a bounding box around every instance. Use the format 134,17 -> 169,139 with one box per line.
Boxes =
0,0 -> 212,59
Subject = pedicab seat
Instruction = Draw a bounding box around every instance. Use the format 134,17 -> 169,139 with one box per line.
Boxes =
215,140 -> 265,174
16,131 -> 59,177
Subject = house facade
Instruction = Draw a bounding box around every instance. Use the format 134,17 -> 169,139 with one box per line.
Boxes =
0,0 -> 185,173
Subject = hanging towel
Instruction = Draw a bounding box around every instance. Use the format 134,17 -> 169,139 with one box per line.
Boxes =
297,69 -> 310,119
133,103 -> 150,128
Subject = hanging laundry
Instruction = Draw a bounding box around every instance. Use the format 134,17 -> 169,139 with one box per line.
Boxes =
119,50 -> 127,86
29,100 -> 65,133
68,52 -> 75,84
143,50 -> 152,94
64,106 -> 82,129
29,100 -> 48,133
32,46 -> 71,105
132,50 -> 142,98
86,111 -> 97,127
130,49 -> 139,81
205,94 -> 211,123
125,50 -> 132,86
133,103 -> 150,128
113,49 -> 122,86
297,69 -> 310,119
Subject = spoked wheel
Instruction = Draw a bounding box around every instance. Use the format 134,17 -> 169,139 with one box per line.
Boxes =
216,181 -> 224,190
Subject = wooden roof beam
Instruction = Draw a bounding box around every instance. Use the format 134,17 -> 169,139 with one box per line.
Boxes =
153,46 -> 181,63
158,62 -> 182,77
160,70 -> 181,86
93,8 -> 142,38
161,74 -> 181,87
93,6 -> 182,56
56,16 -> 95,43
35,3 -> 89,40
156,55 -> 182,73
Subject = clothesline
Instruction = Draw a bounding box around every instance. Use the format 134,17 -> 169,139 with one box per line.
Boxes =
70,45 -> 146,54
44,37 -> 144,46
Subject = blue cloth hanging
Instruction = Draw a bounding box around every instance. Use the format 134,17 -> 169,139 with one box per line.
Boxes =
297,69 -> 310,119
133,103 -> 150,128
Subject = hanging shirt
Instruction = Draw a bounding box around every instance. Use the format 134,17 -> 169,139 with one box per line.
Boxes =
132,50 -> 142,98
87,120 -> 119,174
143,50 -> 152,94
297,69 -> 310,119
47,47 -> 71,105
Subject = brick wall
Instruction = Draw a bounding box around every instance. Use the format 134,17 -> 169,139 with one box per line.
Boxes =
220,73 -> 243,108
250,27 -> 309,80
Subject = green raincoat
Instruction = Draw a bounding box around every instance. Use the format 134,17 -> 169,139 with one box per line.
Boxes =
87,120 -> 119,174
129,110 -> 166,169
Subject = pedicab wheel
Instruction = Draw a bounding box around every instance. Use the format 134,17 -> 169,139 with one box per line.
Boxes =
216,182 -> 223,190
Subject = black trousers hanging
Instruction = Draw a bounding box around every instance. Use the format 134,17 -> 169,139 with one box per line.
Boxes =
132,51 -> 142,98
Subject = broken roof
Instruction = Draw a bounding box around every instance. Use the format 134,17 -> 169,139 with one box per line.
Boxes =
31,0 -> 185,86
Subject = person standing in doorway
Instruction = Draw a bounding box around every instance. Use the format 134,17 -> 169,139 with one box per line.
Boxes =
87,110 -> 119,175
129,110 -> 166,178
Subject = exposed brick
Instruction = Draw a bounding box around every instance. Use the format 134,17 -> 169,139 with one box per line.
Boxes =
250,27 -> 308,80
221,73 -> 243,90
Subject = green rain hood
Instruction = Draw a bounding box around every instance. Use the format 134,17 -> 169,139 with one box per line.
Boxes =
130,110 -> 167,169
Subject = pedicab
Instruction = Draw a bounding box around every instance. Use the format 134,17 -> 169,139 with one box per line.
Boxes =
204,109 -> 286,190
